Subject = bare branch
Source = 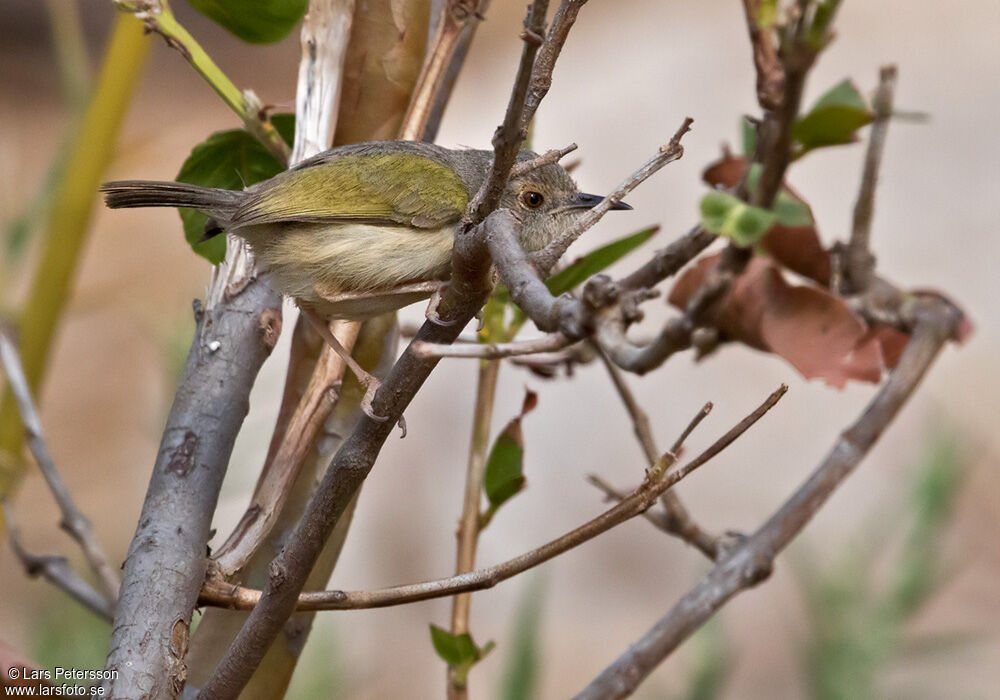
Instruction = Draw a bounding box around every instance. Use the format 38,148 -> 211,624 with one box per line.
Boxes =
531,119 -> 693,273
617,225 -> 717,293
465,0 -> 551,224
5,506 -> 114,622
0,327 -> 119,602
210,322 -> 360,577
412,333 -> 570,359
841,65 -> 898,294
740,0 -> 783,112
447,359 -> 501,699
593,346 -> 720,558
522,0 -> 590,128
572,300 -> 963,700
509,143 -> 578,177
199,386 -> 786,612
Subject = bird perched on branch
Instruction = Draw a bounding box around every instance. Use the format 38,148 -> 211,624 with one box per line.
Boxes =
101,140 -> 629,419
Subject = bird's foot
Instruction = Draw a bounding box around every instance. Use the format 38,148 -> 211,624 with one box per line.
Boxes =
425,284 -> 456,327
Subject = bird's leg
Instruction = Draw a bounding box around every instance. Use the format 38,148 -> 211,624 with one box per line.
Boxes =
300,307 -> 388,423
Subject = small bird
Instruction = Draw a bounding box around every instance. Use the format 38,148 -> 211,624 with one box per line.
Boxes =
101,140 -> 630,419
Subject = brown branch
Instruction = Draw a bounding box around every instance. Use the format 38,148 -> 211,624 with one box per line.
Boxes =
0,327 -> 119,602
572,298 -> 963,700
465,0 -> 550,224
593,346 -> 720,558
421,0 -> 492,141
841,65 -> 898,294
5,505 -> 114,622
509,143 -> 579,177
199,387 -> 785,612
617,225 -> 717,293
740,0 -> 783,112
401,0 -> 485,141
522,0 -> 589,129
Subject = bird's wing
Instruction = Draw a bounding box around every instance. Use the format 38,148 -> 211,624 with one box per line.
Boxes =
230,151 -> 469,230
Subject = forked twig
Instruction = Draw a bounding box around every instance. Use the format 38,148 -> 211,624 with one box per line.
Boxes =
200,387 -> 786,612
0,327 -> 119,603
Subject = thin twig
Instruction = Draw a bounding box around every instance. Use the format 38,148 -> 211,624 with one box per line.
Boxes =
0,328 -> 119,602
447,359 -> 500,699
199,386 -> 786,612
572,301 -> 963,700
412,333 -> 570,359
531,119 -> 693,272
5,505 -> 114,622
842,65 -> 898,294
594,344 -> 720,559
509,143 -> 578,177
740,0 -> 783,112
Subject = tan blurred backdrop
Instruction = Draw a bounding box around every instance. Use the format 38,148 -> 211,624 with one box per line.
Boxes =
1,1 -> 998,698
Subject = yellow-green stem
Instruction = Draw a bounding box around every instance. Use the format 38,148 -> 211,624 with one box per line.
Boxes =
0,16 -> 150,497
128,1 -> 290,164
448,358 -> 501,698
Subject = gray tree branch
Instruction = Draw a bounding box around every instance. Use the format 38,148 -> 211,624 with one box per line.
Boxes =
572,297 -> 964,700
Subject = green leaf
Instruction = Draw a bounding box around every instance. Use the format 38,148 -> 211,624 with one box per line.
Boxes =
187,0 -> 308,44
429,625 -> 495,687
699,192 -> 777,247
483,390 -> 538,516
546,225 -> 659,296
792,79 -> 874,153
175,114 -> 294,263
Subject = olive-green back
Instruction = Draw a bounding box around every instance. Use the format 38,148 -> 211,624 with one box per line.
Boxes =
231,152 -> 470,229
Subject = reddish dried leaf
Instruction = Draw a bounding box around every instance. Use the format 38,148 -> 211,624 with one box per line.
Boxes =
669,256 -> 887,387
757,263 -> 881,387
760,225 -> 832,286
702,154 -> 746,189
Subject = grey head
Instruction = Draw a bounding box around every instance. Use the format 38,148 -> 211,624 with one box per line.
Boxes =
437,146 -> 632,252
501,152 -> 631,251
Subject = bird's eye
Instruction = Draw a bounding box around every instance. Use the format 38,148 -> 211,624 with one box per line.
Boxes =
520,190 -> 545,209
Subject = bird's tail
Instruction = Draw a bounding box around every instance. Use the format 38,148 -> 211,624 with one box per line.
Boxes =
100,180 -> 242,214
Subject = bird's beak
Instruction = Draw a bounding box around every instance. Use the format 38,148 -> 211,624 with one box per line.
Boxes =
573,192 -> 632,210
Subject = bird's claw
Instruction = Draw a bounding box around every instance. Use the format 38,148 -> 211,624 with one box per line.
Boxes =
359,375 -> 406,436
425,285 -> 456,327
359,377 -> 388,423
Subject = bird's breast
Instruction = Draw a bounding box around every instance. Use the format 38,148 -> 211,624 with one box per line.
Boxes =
238,221 -> 456,311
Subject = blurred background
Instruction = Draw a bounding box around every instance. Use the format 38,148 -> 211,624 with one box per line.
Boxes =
1,1 -> 998,698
